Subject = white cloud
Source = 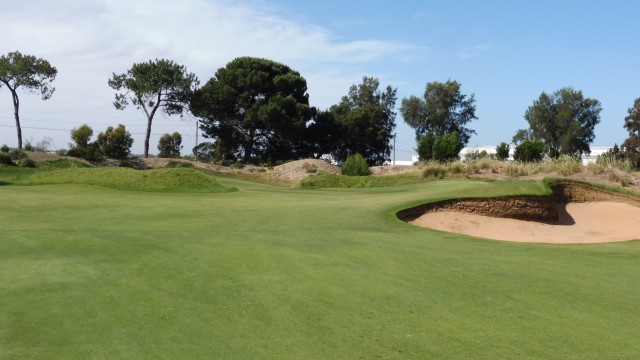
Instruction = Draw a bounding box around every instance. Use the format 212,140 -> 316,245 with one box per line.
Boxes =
457,44 -> 491,60
0,0 -> 418,153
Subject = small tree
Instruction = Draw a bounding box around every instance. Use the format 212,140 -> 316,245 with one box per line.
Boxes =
342,153 -> 371,176
513,140 -> 544,162
157,132 -> 182,158
69,124 -> 100,159
0,51 -> 57,149
432,132 -> 463,162
496,142 -> 510,161
622,97 -> 640,169
109,59 -> 198,158
416,132 -> 436,162
96,124 -> 133,159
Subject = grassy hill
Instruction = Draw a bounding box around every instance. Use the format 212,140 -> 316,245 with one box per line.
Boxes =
1,168 -> 639,358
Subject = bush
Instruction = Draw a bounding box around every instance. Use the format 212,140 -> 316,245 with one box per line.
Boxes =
158,132 -> 182,158
17,158 -> 36,168
24,143 -> 33,151
0,145 -> 9,153
513,140 -> 544,162
342,153 -> 370,176
9,149 -> 27,161
432,132 -> 463,162
0,152 -> 14,165
417,132 -> 436,162
96,124 -> 133,159
496,142 -> 510,161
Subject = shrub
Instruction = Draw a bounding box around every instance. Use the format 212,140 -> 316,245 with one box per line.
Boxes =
302,162 -> 317,173
420,162 -> 447,179
157,132 -> 182,158
0,152 -> 14,165
9,149 -> 27,161
513,140 -> 544,162
24,143 -> 33,151
417,132 -> 436,162
432,132 -> 463,162
496,142 -> 510,161
342,153 -> 370,176
17,158 -> 36,168
96,124 -> 133,159
0,145 -> 9,153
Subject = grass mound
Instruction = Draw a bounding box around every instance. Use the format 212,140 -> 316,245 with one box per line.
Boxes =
16,167 -> 236,193
300,171 -> 422,188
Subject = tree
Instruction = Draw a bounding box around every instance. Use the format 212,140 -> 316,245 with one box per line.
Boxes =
329,76 -> 397,165
511,128 -> 534,146
622,97 -> 640,168
513,139 -> 545,162
416,132 -> 436,162
524,87 -> 601,158
70,124 -> 93,151
157,132 -> 183,158
400,79 -> 477,145
495,142 -> 510,161
96,124 -> 133,159
0,51 -> 57,149
431,132 -> 463,162
191,57 -> 313,164
109,59 -> 198,158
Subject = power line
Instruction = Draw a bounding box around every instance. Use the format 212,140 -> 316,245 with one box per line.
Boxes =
0,124 -> 195,137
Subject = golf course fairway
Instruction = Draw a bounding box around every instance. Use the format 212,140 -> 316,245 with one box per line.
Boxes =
1,176 -> 639,359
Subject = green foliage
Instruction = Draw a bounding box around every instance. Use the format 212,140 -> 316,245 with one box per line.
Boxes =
524,87 -> 601,158
622,97 -> 640,169
68,124 -> 101,160
0,152 -> 14,165
432,132 -> 463,162
328,77 -> 397,166
513,139 -> 545,162
400,79 -> 477,146
0,51 -> 57,149
191,57 -> 312,164
17,158 -> 36,168
0,145 -> 9,152
496,142 -> 510,161
23,143 -> 33,151
157,132 -> 182,158
96,124 -> 133,159
341,153 -> 371,176
109,59 -> 199,157
9,149 -> 27,161
417,132 -> 436,162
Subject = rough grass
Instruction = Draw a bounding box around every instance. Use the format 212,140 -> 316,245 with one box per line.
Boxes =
300,170 -> 423,188
2,176 -> 640,358
12,167 -> 236,193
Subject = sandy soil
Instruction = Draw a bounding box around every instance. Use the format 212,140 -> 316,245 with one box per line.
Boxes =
410,201 -> 640,244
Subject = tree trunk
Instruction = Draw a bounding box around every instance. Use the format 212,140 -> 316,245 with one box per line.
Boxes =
144,115 -> 152,158
11,90 -> 22,149
242,129 -> 255,163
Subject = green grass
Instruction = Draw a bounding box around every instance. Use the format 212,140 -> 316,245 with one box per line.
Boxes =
1,172 -> 640,359
5,167 -> 235,193
301,170 -> 423,188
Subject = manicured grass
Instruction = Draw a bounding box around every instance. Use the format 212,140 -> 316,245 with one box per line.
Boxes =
5,167 -> 235,193
1,176 -> 640,358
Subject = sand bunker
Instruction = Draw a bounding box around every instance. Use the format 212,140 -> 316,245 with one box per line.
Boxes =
400,183 -> 640,244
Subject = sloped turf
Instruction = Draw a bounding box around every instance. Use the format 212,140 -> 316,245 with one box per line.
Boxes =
1,177 -> 639,359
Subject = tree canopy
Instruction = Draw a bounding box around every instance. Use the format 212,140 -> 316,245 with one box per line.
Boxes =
157,132 -> 183,158
622,97 -> 640,168
191,57 -> 313,164
108,59 -> 198,158
327,76 -> 397,166
523,87 -> 601,158
400,79 -> 477,146
0,51 -> 57,149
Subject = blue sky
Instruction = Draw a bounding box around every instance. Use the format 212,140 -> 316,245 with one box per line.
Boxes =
1,0 -> 638,159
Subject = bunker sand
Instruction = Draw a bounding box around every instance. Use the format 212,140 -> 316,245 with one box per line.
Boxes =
403,183 -> 640,244
411,201 -> 640,243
